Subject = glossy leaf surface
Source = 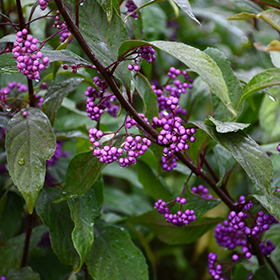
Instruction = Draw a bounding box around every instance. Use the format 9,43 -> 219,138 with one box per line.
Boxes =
5,108 -> 56,213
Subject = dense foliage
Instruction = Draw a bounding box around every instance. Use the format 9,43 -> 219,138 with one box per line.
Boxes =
1,0 -> 280,279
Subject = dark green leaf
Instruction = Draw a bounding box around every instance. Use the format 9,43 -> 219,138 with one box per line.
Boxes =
7,267 -> 40,280
238,68 -> 280,107
251,265 -> 277,280
5,108 -> 56,214
56,130 -> 88,140
0,114 -> 11,128
41,77 -> 83,126
127,211 -> 222,245
35,188 -> 80,271
0,53 -> 18,74
208,116 -> 250,133
86,221 -> 149,280
79,0 -> 130,89
0,225 -> 48,276
56,151 -> 105,202
136,160 -> 172,201
232,263 -> 250,280
134,72 -> 159,122
195,120 -> 273,194
0,34 -> 16,43
118,40 -> 237,117
67,176 -> 104,272
204,48 -> 244,121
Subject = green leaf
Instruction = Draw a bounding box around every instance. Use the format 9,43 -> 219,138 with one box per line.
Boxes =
238,68 -> 280,108
0,34 -> 17,43
118,40 -> 237,117
102,162 -> 143,189
208,116 -> 250,133
127,211 -> 221,245
0,114 -> 11,128
136,160 -> 172,201
259,89 -> 280,143
7,267 -> 40,280
5,108 -> 56,214
172,0 -> 200,25
42,49 -> 91,65
204,48 -> 244,121
251,265 -> 277,280
103,186 -> 152,216
79,0 -> 130,89
232,264 -> 250,280
229,0 -> 262,13
228,12 -> 256,21
56,151 -> 105,202
0,53 -> 18,74
213,144 -> 234,186
134,72 -> 159,122
67,176 -> 104,272
86,221 -> 149,280
96,0 -> 113,24
41,77 -> 83,126
35,188 -> 80,271
195,119 -> 273,194
251,0 -> 280,10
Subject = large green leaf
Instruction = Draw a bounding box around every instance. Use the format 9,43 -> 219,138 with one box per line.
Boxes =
208,116 -> 250,133
127,211 -> 221,245
118,40 -> 237,117
204,48 -> 244,121
41,77 -> 83,126
6,267 -> 40,280
134,72 -> 159,122
195,118 -> 273,194
56,151 -> 105,202
85,221 -> 149,280
237,68 -> 280,108
67,176 -> 104,272
5,108 -> 56,214
136,160 -> 172,201
35,188 -> 80,271
79,0 -> 130,89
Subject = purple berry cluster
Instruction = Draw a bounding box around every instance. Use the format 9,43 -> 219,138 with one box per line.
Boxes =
12,29 -> 49,80
127,46 -> 156,72
125,1 -> 138,19
191,185 -> 213,199
208,197 -> 279,279
0,82 -> 27,106
46,140 -> 69,167
85,76 -> 119,121
39,0 -> 52,10
89,127 -> 151,167
155,197 -> 196,226
53,11 -> 73,43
